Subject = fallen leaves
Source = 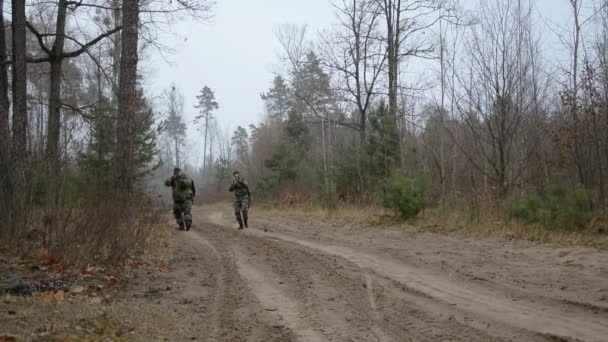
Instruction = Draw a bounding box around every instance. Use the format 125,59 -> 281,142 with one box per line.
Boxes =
105,276 -> 119,288
0,335 -> 17,341
70,286 -> 85,294
34,290 -> 66,303
88,297 -> 103,305
38,251 -> 62,267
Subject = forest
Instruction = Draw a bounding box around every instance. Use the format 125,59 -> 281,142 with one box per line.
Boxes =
2,0 -> 608,261
182,0 -> 608,234
2,1 -> 608,341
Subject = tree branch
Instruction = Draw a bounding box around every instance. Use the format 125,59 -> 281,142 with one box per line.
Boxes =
60,26 -> 122,59
26,22 -> 52,56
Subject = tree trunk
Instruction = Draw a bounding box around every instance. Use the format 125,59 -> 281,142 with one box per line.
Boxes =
592,106 -> 606,207
386,1 -> 398,123
202,113 -> 209,177
11,0 -> 29,236
115,0 -> 140,196
321,116 -> 328,193
112,0 -> 122,95
0,0 -> 10,233
45,0 -> 68,237
174,136 -> 180,168
570,0 -> 586,186
383,0 -> 401,174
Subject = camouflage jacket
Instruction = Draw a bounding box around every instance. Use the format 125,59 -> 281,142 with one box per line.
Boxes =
229,178 -> 250,198
165,173 -> 196,202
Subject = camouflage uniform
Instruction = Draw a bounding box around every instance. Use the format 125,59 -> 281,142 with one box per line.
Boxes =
165,172 -> 196,230
229,175 -> 250,229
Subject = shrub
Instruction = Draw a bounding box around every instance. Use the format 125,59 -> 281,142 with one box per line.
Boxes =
505,179 -> 594,230
317,190 -> 340,213
381,175 -> 429,220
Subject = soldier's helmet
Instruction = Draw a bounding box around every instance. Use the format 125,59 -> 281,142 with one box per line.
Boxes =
233,171 -> 240,176
174,167 -> 181,175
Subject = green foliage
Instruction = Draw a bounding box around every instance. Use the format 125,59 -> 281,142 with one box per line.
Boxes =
264,143 -> 302,182
381,175 -> 429,220
365,101 -> 401,180
261,75 -> 291,121
133,95 -> 162,179
214,156 -> 231,190
163,85 -> 187,160
254,175 -> 280,198
263,111 -> 311,184
292,52 -> 332,115
231,125 -> 249,161
318,190 -> 340,212
78,92 -> 160,196
194,86 -> 219,122
333,144 -> 362,198
80,96 -> 115,184
505,177 -> 594,229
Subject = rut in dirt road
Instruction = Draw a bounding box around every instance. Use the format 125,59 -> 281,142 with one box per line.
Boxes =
192,204 -> 608,342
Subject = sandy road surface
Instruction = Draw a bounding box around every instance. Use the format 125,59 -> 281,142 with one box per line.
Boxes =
169,204 -> 608,341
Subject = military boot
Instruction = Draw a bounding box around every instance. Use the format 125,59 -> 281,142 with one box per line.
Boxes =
236,218 -> 244,230
178,221 -> 185,230
185,220 -> 192,231
244,217 -> 248,228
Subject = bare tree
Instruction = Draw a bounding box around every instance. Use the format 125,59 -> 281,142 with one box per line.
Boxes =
321,0 -> 386,144
214,124 -> 233,191
376,0 -> 450,121
567,0 -> 586,185
450,0 -> 540,198
25,0 -> 122,232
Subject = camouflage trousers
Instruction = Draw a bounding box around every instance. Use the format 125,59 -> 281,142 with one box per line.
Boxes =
234,196 -> 249,224
173,199 -> 193,225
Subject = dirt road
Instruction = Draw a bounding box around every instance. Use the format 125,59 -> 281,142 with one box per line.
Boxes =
161,204 -> 608,342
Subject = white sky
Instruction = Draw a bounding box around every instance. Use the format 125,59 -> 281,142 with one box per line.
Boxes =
146,0 -> 578,167
147,0 -> 335,166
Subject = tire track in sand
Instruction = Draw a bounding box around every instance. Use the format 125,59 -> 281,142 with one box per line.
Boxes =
234,251 -> 324,342
258,230 -> 608,342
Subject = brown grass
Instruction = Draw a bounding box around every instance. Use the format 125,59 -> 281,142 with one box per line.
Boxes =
2,196 -> 168,268
417,208 -> 608,250
257,203 -> 386,224
258,203 -> 608,250
1,294 -> 169,340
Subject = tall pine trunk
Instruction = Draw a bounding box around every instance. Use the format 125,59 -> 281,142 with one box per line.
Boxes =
0,0 -> 10,233
115,0 -> 140,197
11,0 -> 29,236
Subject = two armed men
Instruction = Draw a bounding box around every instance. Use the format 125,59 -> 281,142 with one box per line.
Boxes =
165,168 -> 250,230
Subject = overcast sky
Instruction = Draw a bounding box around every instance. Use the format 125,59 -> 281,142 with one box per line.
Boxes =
146,0 -> 335,165
146,0 -> 575,167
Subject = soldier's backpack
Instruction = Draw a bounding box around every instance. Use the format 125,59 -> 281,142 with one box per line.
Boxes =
174,174 -> 193,201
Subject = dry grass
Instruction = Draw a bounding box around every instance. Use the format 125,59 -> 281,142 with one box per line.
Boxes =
0,294 -> 168,341
257,204 -> 387,224
258,203 -> 608,250
1,198 -> 168,269
416,208 -> 608,250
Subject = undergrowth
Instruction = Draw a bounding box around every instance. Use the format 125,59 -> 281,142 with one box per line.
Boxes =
1,190 -> 168,269
258,200 -> 608,250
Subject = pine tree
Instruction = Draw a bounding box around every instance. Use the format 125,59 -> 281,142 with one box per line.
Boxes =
231,126 -> 249,169
261,75 -> 291,121
194,86 -> 219,174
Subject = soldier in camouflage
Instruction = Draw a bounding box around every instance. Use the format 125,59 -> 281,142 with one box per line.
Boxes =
165,167 -> 196,230
229,171 -> 250,230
